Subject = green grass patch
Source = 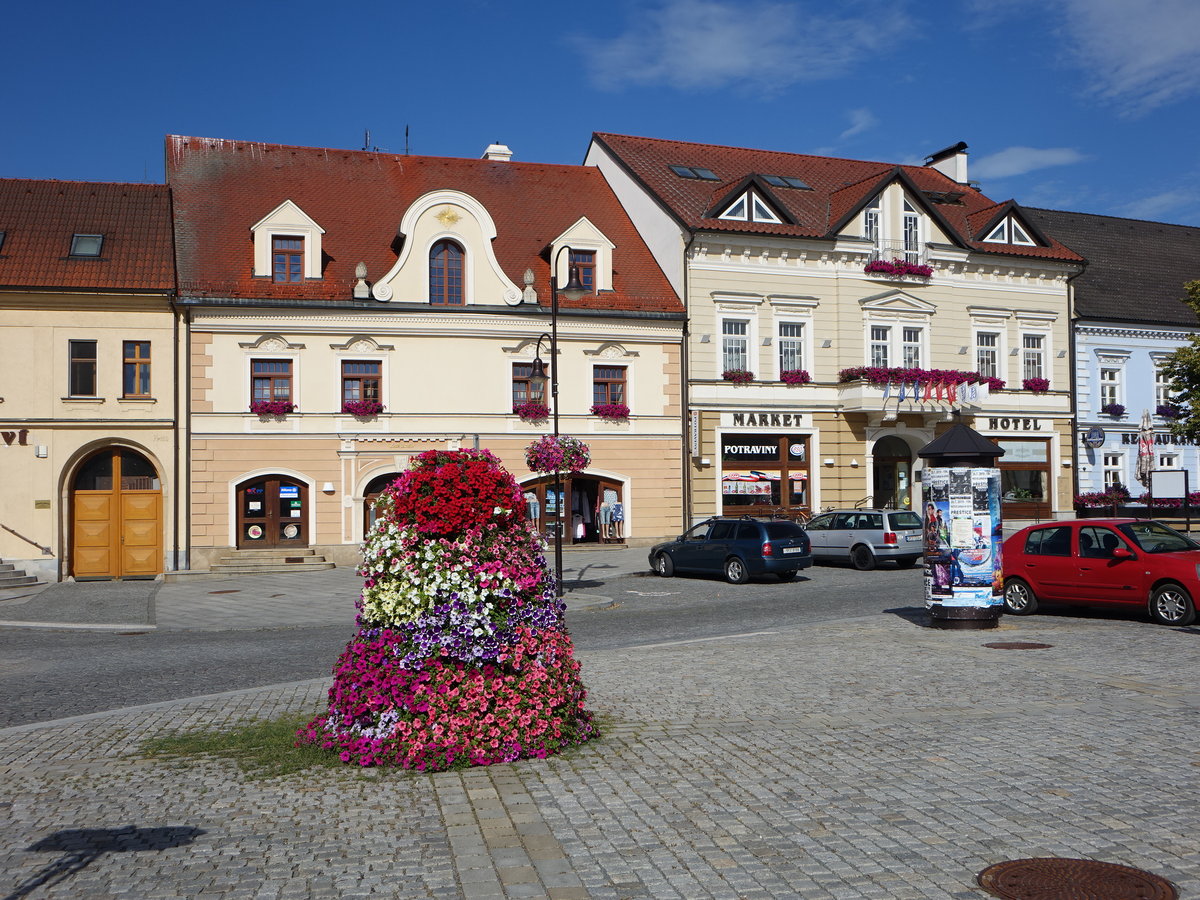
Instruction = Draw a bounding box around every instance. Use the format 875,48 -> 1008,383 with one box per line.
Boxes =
139,714 -> 344,781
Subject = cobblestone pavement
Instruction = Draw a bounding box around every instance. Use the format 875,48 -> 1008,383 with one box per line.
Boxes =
3,607 -> 1200,899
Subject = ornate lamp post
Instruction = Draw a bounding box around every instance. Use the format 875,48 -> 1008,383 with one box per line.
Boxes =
529,248 -> 587,596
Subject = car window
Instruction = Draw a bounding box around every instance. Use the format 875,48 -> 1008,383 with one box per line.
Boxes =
861,513 -> 883,530
889,511 -> 923,530
833,513 -> 857,529
684,524 -> 711,542
808,514 -> 833,530
709,522 -> 736,540
1079,526 -> 1126,558
1118,521 -> 1199,553
1025,525 -> 1071,556
736,523 -> 759,540
765,522 -> 805,540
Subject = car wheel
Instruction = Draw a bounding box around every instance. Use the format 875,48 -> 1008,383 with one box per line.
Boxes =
777,570 -> 798,582
724,557 -> 750,584
896,556 -> 920,569
652,552 -> 674,577
1003,577 -> 1038,615
1150,582 -> 1196,626
850,545 -> 876,571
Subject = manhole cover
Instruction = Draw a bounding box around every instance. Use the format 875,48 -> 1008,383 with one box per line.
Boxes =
983,641 -> 1053,650
978,858 -> 1177,899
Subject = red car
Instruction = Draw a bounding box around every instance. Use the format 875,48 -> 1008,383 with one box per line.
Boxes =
1002,518 -> 1200,626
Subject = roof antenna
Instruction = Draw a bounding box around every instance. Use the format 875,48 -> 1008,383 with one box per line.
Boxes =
363,129 -> 370,151
405,125 -> 410,156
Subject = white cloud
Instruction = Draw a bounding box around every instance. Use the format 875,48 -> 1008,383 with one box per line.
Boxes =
973,147 -> 1087,180
839,108 -> 877,141
1118,190 -> 1196,222
1060,0 -> 1200,112
578,0 -> 907,92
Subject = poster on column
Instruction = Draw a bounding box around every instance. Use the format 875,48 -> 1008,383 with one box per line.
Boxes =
924,466 -> 1002,609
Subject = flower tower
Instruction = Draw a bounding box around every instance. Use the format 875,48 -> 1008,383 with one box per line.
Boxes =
299,448 -> 594,770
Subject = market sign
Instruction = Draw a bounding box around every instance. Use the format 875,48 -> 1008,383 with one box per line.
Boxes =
2,429 -> 30,446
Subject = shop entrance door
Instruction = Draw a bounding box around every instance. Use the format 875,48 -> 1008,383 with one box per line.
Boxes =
236,476 -> 309,549
71,448 -> 163,579
872,436 -> 912,509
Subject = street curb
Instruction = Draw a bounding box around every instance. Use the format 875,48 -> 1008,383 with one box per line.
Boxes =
0,620 -> 156,632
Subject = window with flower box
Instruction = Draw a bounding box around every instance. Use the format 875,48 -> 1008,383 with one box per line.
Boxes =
870,325 -> 890,368
722,319 -> 749,372
512,363 -> 546,406
1021,334 -> 1045,381
902,327 -> 922,368
342,361 -> 381,404
1156,365 -> 1173,407
974,331 -> 999,380
69,339 -> 97,396
122,340 -> 151,397
1099,367 -> 1120,409
778,322 -> 804,374
593,365 -> 626,405
252,359 -> 292,403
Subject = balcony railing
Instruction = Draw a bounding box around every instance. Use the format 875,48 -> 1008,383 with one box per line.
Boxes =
869,240 -> 927,266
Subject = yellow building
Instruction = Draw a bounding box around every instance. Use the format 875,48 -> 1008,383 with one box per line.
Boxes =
168,137 -> 684,570
0,179 -> 179,581
587,135 -> 1085,526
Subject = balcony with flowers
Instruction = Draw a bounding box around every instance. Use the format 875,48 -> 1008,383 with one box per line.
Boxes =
836,366 -> 1005,415
863,242 -> 933,281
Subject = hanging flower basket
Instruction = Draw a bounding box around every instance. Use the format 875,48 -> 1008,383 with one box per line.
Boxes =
590,402 -> 630,422
864,258 -> 934,279
513,401 -> 550,424
780,369 -> 811,385
342,399 -> 385,418
1100,403 -> 1126,418
722,369 -> 754,384
250,400 -> 296,417
1022,377 -> 1050,394
525,435 -> 590,474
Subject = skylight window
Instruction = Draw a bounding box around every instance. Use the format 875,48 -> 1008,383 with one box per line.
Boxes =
668,165 -> 719,181
0,231 -> 6,253
70,234 -> 104,257
762,174 -> 811,190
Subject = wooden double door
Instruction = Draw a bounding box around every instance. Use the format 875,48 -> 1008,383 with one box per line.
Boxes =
71,448 -> 163,579
236,476 -> 309,549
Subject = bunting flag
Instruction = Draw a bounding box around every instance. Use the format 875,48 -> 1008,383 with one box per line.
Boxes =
923,380 -> 935,401
898,381 -> 907,401
911,381 -> 921,401
935,381 -> 944,402
883,381 -> 892,400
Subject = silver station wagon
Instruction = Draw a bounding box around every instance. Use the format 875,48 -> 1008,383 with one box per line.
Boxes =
804,508 -> 925,570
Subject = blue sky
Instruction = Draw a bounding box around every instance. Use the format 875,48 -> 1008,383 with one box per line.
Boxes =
5,0 -> 1199,225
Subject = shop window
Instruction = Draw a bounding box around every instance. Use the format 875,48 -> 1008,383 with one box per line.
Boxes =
996,438 -> 1050,509
123,340 -> 151,397
720,434 -> 809,517
69,339 -> 97,396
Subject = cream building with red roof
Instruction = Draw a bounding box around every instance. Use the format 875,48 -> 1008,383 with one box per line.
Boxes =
167,137 -> 684,570
586,134 -> 1084,528
0,179 -> 180,582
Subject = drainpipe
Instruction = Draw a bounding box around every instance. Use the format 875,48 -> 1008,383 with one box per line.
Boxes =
1066,260 -> 1087,510
681,232 -> 697,531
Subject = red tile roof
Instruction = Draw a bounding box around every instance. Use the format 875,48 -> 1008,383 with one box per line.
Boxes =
0,179 -> 173,292
592,133 -> 1083,263
166,136 -> 681,313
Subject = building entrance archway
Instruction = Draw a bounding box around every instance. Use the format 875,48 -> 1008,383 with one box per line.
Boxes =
71,447 -> 163,579
872,435 -> 913,510
362,472 -> 402,538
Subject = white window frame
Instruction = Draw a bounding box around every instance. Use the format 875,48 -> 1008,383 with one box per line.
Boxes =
865,320 -> 927,370
1099,367 -> 1121,409
864,197 -> 880,244
902,199 -> 920,264
777,321 -> 805,375
1158,452 -> 1179,469
1156,365 -> 1173,407
975,330 -> 1001,381
901,326 -> 923,369
1021,332 -> 1046,382
869,324 -> 891,368
721,317 -> 752,373
1102,451 -> 1124,490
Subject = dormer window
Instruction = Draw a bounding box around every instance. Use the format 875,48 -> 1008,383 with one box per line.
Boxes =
983,216 -> 1036,246
430,239 -> 465,305
719,191 -> 781,224
70,233 -> 103,257
272,236 -> 304,283
570,249 -> 596,292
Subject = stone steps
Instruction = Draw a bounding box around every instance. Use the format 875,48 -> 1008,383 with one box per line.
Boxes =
0,560 -> 41,589
208,550 -> 335,576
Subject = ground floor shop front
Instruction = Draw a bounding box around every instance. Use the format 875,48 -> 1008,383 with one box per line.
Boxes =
0,425 -> 179,582
187,431 -> 683,570
687,408 -> 1075,527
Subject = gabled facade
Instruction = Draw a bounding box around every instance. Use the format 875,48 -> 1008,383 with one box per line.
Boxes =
586,134 -> 1084,527
1025,208 -> 1200,499
0,179 -> 178,581
167,137 -> 684,569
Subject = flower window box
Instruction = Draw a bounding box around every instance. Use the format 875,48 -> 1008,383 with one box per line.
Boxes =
722,369 -> 754,384
590,402 -> 630,422
342,399 -> 385,418
250,400 -> 296,417
780,369 -> 811,385
513,401 -> 550,424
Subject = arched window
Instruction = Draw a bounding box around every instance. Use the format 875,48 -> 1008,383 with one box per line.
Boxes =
429,240 -> 464,305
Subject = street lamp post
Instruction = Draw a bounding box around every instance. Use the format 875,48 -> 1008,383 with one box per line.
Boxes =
529,247 -> 587,597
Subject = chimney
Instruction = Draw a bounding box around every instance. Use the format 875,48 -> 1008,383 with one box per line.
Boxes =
482,142 -> 513,162
925,141 -> 968,184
